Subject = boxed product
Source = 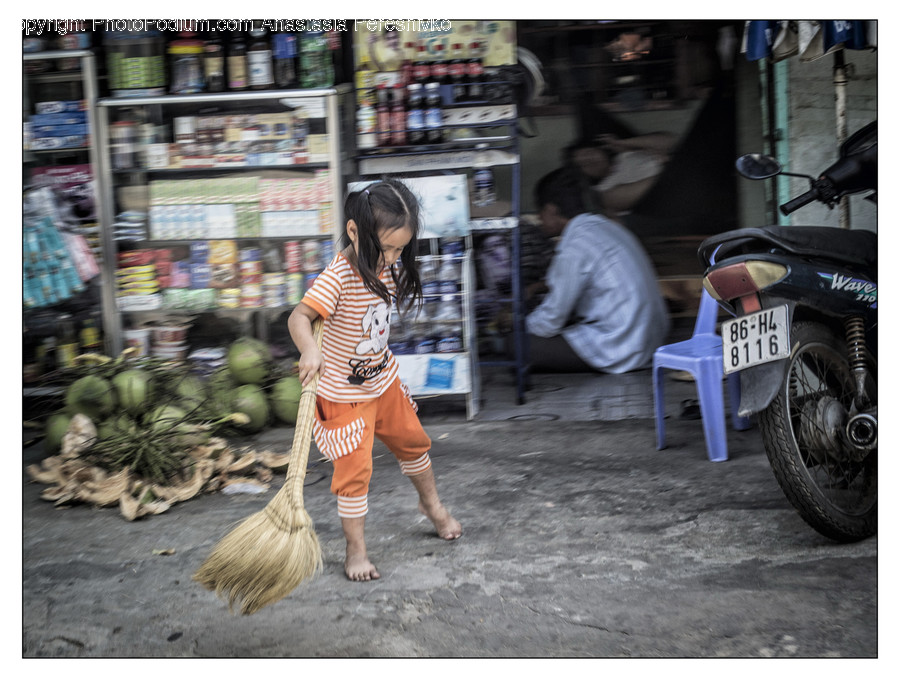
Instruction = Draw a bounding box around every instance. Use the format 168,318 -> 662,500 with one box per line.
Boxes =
208,239 -> 238,264
190,263 -> 212,289
286,273 -> 304,305
240,282 -> 263,308
30,111 -> 87,126
118,293 -> 162,311
31,136 -> 88,150
32,124 -> 90,137
35,100 -> 86,114
162,288 -> 189,309
185,288 -> 217,311
169,260 -> 191,288
218,288 -> 242,308
209,263 -> 239,289
145,144 -> 170,169
190,240 -> 210,263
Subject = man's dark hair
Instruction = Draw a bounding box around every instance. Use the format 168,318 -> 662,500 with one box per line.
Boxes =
534,167 -> 590,219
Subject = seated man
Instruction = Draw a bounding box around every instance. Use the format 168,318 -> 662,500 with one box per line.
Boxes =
526,167 -> 670,373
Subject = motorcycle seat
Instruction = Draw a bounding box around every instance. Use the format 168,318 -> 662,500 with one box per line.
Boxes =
700,226 -> 877,272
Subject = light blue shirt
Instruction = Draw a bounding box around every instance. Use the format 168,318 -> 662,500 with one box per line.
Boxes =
526,212 -> 670,373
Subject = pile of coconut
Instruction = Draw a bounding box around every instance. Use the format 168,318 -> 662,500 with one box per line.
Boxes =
28,338 -> 308,520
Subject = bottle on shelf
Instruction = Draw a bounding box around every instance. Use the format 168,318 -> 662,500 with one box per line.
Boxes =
202,33 -> 225,92
57,314 -> 79,369
111,119 -> 137,170
375,85 -> 391,147
466,41 -> 486,102
399,41 -> 416,87
325,29 -> 343,84
354,53 -> 375,105
424,81 -> 443,144
300,30 -> 333,88
272,32 -> 298,89
430,43 -> 449,87
247,26 -> 274,90
168,32 -> 205,94
405,82 -> 425,145
473,144 -> 496,207
448,43 -> 467,104
412,44 -> 431,86
390,84 -> 406,146
227,32 -> 249,91
356,96 -> 377,150
80,319 -> 102,353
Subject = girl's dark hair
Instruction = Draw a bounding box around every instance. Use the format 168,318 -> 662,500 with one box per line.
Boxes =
341,178 -> 423,313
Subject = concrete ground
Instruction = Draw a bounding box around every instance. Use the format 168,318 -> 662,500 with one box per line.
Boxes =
20,366 -> 879,659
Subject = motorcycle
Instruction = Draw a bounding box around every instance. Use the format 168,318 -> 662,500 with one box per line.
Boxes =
698,121 -> 877,542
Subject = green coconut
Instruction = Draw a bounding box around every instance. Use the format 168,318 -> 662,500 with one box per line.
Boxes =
44,413 -> 73,454
65,375 -> 116,422
226,337 -> 272,385
270,376 -> 304,424
231,384 -> 270,433
174,373 -> 207,414
98,414 -> 138,441
147,404 -> 188,433
96,418 -> 118,441
112,368 -> 154,416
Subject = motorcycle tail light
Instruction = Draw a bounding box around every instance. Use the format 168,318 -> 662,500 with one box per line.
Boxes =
703,261 -> 788,301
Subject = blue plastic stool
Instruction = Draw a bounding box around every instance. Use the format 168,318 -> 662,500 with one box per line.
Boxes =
652,289 -> 752,462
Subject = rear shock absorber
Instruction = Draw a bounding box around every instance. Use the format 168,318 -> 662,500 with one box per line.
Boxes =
844,315 -> 876,454
845,315 -> 869,401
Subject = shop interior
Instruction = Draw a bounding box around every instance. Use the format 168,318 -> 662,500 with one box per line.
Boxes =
23,19 -> 739,418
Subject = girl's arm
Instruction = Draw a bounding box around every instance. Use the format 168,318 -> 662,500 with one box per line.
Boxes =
288,302 -> 326,386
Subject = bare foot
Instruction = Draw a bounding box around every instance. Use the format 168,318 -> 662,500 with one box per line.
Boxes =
345,544 -> 380,582
419,501 -> 462,540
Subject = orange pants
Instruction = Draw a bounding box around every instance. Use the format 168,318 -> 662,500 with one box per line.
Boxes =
313,378 -> 431,518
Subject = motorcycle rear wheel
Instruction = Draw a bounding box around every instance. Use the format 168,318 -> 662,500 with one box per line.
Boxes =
758,320 -> 877,542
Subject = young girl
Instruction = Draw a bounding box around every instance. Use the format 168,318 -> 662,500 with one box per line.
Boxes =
288,179 -> 462,582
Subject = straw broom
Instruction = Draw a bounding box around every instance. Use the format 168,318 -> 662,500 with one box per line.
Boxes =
193,317 -> 324,615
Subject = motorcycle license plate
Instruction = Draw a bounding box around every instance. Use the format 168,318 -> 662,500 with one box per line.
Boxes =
722,304 -> 790,374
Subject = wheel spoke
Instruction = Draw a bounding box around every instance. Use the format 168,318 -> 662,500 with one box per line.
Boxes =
784,342 -> 875,512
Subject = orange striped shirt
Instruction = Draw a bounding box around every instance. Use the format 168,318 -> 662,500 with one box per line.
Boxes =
301,252 -> 399,402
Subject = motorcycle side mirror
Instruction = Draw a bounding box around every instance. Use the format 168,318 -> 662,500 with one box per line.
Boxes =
736,153 -> 783,179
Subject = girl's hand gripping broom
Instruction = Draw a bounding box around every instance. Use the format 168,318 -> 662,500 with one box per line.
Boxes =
194,317 -> 325,615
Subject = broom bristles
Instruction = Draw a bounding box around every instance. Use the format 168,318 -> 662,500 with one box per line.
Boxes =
194,317 -> 325,616
193,483 -> 323,615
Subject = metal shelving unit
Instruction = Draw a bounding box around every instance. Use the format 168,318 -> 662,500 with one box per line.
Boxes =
23,49 -> 104,395
354,103 -> 528,412
94,86 -> 354,355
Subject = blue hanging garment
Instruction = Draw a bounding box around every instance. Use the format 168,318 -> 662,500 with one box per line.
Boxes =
742,20 -> 778,61
823,20 -> 873,51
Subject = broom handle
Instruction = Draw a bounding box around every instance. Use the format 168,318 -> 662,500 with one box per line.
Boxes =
285,316 -> 325,502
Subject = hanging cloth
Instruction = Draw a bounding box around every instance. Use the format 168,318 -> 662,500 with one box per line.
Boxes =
741,20 -> 877,62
